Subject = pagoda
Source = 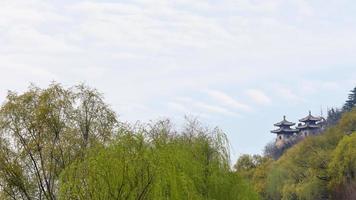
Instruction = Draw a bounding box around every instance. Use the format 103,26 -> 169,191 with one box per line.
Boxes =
296,111 -> 324,137
271,116 -> 298,147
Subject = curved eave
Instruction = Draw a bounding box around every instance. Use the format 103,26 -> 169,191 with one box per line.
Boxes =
274,121 -> 295,126
297,124 -> 320,130
299,117 -> 321,122
271,129 -> 298,134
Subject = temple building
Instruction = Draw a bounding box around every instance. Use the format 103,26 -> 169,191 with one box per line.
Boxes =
271,111 -> 326,148
296,111 -> 325,137
271,116 -> 298,147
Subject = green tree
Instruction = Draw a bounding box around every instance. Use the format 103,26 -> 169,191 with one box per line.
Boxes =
328,132 -> 356,199
59,119 -> 260,200
343,87 -> 356,112
326,108 -> 343,126
234,154 -> 272,199
0,83 -> 262,199
0,83 -> 117,199
234,154 -> 256,172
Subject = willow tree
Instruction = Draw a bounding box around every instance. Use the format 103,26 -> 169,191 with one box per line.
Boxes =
0,83 -> 117,200
59,119 -> 260,200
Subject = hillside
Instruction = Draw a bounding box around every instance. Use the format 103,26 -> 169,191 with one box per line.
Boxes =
236,108 -> 356,200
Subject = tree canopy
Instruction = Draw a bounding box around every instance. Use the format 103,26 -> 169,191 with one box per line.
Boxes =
0,83 -> 259,200
1,83 -> 355,200
59,119 -> 259,200
0,83 -> 117,199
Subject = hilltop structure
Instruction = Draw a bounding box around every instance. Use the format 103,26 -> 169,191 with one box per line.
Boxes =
271,116 -> 298,147
296,111 -> 325,137
271,111 -> 325,148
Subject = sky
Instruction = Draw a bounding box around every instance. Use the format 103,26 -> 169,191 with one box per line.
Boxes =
0,0 -> 355,162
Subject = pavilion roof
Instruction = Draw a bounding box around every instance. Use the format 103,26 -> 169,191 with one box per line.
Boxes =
299,111 -> 322,122
274,116 -> 295,126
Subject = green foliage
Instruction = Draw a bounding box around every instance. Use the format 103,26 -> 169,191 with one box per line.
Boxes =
234,154 -> 272,198
60,133 -> 156,199
234,154 -> 257,172
255,109 -> 356,200
328,131 -> 356,199
329,132 -> 356,186
59,119 -> 259,200
250,158 -> 273,197
327,108 -> 343,126
264,166 -> 287,200
0,83 -> 117,199
327,86 -> 355,126
343,87 -> 356,112
0,84 -> 260,199
235,108 -> 356,200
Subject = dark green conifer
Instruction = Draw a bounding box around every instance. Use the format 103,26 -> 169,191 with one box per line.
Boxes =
342,87 -> 356,111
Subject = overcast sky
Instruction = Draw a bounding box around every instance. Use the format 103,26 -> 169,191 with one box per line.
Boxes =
0,0 -> 355,161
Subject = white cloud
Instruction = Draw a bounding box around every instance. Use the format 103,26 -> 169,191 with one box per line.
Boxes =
246,89 -> 271,105
206,90 -> 251,111
0,0 -> 355,158
293,0 -> 314,17
0,0 -> 354,110
170,97 -> 240,117
274,86 -> 305,103
167,101 -> 212,119
195,102 -> 239,117
167,102 -> 189,113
